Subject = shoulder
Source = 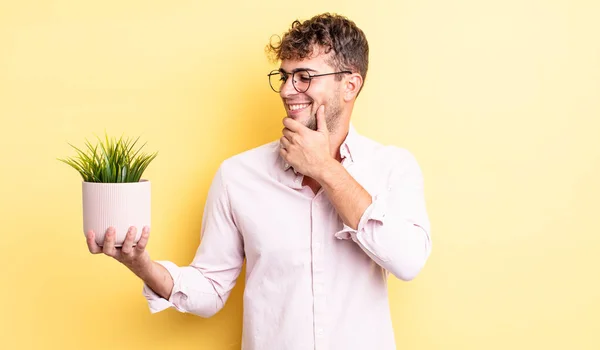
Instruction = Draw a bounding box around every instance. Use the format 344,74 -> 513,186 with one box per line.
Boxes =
356,133 -> 420,169
217,140 -> 280,180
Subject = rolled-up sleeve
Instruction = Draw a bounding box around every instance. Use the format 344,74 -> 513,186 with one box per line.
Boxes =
142,163 -> 245,317
335,150 -> 432,281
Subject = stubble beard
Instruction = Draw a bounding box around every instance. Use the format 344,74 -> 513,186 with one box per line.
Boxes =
304,91 -> 342,133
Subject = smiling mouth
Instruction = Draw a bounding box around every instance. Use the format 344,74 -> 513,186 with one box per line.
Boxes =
287,103 -> 312,112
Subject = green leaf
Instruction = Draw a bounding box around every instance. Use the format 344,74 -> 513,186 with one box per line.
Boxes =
59,132 -> 157,183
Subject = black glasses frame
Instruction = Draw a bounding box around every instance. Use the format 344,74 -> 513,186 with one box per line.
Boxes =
267,69 -> 352,93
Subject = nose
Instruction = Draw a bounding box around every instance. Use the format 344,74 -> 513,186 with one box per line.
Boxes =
279,75 -> 298,98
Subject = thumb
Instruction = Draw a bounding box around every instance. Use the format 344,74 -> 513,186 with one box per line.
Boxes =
316,105 -> 328,133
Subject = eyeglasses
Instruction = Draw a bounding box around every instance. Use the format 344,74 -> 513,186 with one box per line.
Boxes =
268,69 -> 352,93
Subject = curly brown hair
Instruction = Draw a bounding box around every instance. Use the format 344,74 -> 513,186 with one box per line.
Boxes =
266,13 -> 369,87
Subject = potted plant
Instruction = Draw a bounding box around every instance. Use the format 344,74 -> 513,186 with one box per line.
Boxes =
59,133 -> 157,247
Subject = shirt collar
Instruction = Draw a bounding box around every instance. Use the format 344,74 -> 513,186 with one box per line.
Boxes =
279,123 -> 361,172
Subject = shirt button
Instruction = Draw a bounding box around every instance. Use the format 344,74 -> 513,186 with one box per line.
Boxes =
314,242 -> 321,249
317,328 -> 324,337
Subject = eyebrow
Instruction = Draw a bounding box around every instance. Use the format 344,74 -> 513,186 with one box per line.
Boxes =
279,68 -> 319,74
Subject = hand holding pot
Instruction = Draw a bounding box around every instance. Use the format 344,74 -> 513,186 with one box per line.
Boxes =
86,226 -> 152,278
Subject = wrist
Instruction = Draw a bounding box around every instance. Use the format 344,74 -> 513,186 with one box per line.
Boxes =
131,258 -> 153,281
315,157 -> 341,185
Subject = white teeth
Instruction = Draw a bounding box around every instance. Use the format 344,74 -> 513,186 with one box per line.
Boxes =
288,103 -> 310,111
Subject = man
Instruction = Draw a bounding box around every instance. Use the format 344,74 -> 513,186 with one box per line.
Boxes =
86,13 -> 431,350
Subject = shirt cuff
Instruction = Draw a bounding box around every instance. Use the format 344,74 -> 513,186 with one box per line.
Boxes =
142,260 -> 181,314
334,193 -> 387,240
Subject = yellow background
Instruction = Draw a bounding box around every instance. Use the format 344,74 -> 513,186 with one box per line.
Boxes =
1,0 -> 598,349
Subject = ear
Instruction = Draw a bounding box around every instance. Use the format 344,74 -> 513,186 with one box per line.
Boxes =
343,73 -> 363,102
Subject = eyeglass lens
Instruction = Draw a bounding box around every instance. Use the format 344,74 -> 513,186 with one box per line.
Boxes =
269,70 -> 311,93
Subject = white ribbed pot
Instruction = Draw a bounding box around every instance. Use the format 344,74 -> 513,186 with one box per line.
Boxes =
82,180 -> 151,247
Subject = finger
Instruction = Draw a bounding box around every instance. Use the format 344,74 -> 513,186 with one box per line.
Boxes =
279,147 -> 288,159
85,230 -> 102,254
316,105 -> 328,133
135,226 -> 151,251
282,116 -> 304,133
283,128 -> 299,142
121,226 -> 136,255
280,136 -> 291,149
283,129 -> 302,145
102,226 -> 118,257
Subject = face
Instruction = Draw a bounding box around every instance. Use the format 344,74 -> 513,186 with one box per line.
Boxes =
278,53 -> 344,132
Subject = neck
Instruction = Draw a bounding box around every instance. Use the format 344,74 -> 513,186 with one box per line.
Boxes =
328,120 -> 350,162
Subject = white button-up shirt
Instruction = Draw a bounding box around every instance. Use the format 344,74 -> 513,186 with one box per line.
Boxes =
143,125 -> 432,350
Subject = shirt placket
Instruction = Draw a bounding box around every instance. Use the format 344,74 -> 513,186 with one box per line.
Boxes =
311,194 -> 328,350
